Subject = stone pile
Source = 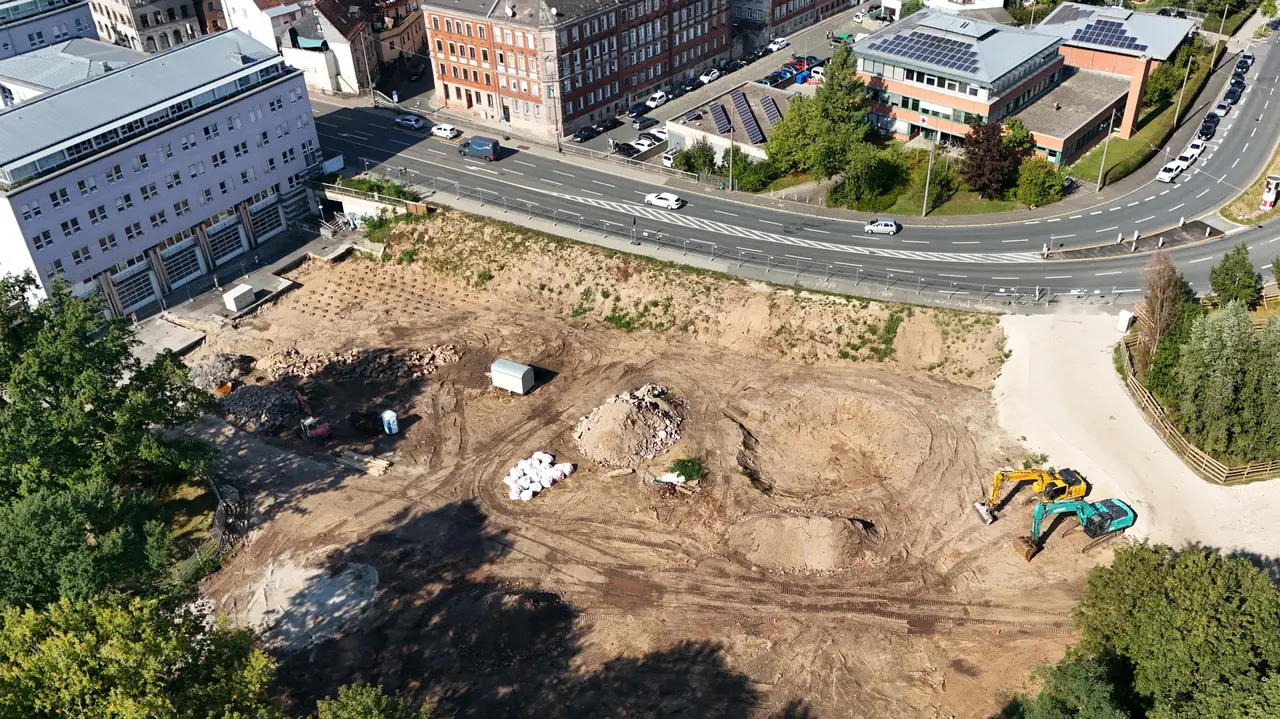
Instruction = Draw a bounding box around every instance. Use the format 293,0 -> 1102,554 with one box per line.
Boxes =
573,384 -> 683,468
259,345 -> 460,382
220,385 -> 299,434
190,353 -> 253,391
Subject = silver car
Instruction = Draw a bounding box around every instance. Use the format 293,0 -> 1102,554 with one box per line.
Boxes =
863,218 -> 899,235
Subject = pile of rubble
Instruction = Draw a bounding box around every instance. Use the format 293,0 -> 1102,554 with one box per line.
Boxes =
189,353 -> 254,391
503,451 -> 576,501
258,345 -> 460,382
573,384 -> 682,468
220,384 -> 299,434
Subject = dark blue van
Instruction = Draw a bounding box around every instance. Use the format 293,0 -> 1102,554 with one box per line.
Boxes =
458,136 -> 500,161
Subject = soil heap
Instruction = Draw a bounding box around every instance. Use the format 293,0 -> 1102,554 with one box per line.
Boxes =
259,345 -> 460,382
189,353 -> 253,390
573,384 -> 682,468
727,516 -> 871,571
220,385 -> 299,434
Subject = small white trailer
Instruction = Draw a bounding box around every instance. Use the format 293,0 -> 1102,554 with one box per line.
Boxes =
490,358 -> 534,394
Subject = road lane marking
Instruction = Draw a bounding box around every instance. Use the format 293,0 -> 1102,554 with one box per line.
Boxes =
515,160 -> 537,167
425,148 -> 445,154
803,228 -> 830,234
991,276 -> 1019,280
1245,143 -> 1251,152
1197,188 -> 1211,197
714,210 -> 738,216
834,262 -> 863,268
1045,275 -> 1072,279
1126,201 -> 1139,206
1095,271 -> 1121,276
581,189 -> 603,196
593,180 -> 616,187
316,120 -> 339,128
1090,210 -> 1103,215
545,179 -> 564,186
1055,234 -> 1076,238
552,170 -> 575,177
760,219 -> 782,226
1047,218 -> 1061,222
1096,226 -> 1119,232
1143,196 -> 1155,201
1002,239 -> 1029,243
938,273 -> 967,278
952,241 -> 979,244
1189,256 -> 1214,263
1025,220 -> 1040,225
886,268 -> 914,273
1109,207 -> 1121,211
1069,214 -> 1082,219
784,254 -> 812,261
901,239 -> 929,244
1135,215 -> 1155,223
1253,127 -> 1258,137
1170,203 -> 1185,211
1160,189 -> 1170,195
1233,158 -> 1240,168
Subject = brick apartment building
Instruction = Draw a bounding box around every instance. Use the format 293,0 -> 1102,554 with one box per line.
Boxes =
422,0 -> 730,139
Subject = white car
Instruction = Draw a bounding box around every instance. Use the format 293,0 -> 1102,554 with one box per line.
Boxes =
863,218 -> 898,235
644,192 -> 684,209
853,10 -> 864,20
1172,151 -> 1196,171
394,115 -> 425,130
651,126 -> 668,141
1215,101 -> 1231,117
631,137 -> 658,152
1185,138 -> 1207,161
1156,163 -> 1182,183
699,68 -> 721,84
645,91 -> 669,109
767,37 -> 790,52
430,123 -> 462,139
661,151 -> 676,168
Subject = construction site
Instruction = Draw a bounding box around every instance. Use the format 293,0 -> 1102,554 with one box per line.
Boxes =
188,208 -> 1121,717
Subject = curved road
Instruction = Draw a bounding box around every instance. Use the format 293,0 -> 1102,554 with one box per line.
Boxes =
313,30 -> 1280,297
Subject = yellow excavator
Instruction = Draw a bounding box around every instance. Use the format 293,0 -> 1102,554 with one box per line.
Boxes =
972,468 -> 1089,525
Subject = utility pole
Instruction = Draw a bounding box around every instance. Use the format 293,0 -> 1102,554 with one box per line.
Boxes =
728,124 -> 735,190
920,142 -> 935,217
360,27 -> 376,97
1095,108 -> 1117,192
1213,3 -> 1230,67
1174,53 -> 1195,124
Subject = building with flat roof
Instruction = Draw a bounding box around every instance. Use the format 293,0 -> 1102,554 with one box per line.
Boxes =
0,29 -> 323,316
0,36 -> 144,104
665,80 -> 806,162
1011,68 -> 1129,166
853,11 -> 1065,144
0,0 -> 96,61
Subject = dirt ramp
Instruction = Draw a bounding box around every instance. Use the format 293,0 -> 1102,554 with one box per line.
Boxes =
727,516 -> 873,571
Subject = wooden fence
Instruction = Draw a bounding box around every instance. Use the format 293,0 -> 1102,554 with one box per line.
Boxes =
1119,336 -> 1280,485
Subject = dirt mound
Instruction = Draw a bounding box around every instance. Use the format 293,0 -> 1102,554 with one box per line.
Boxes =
220,384 -> 298,433
573,385 -> 682,468
727,516 -> 872,571
259,345 -> 459,382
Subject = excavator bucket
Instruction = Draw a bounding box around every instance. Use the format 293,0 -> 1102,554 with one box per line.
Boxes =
972,501 -> 996,525
1013,536 -> 1039,562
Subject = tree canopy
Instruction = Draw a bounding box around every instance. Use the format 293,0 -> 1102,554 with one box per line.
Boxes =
315,684 -> 437,719
1208,242 -> 1262,309
765,44 -> 869,179
1015,156 -> 1062,208
959,118 -> 1018,200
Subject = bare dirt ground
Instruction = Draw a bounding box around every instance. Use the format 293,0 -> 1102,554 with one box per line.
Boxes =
194,211 -> 1106,718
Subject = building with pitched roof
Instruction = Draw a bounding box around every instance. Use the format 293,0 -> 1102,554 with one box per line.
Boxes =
0,36 -> 144,104
0,29 -> 323,316
0,0 -> 96,61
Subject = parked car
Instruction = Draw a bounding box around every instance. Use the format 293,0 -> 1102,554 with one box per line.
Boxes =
637,132 -> 661,144
1203,112 -> 1221,128
633,115 -> 659,130
645,90 -> 669,108
699,68 -> 721,84
767,37 -> 790,52
407,65 -> 425,82
1198,121 -> 1217,140
1234,69 -> 1248,82
644,192 -> 685,209
627,102 -> 650,118
1237,58 -> 1251,72
1186,138 -> 1207,161
681,77 -> 701,93
788,59 -> 809,71
781,61 -> 801,73
1214,100 -> 1231,116
631,137 -> 658,152
595,116 -> 623,131
853,10 -> 864,20
1243,50 -> 1255,66
1156,163 -> 1182,183
651,126 -> 668,141
430,123 -> 462,139
394,114 -> 426,130
804,55 -> 821,66
812,65 -> 826,79
1231,76 -> 1247,90
615,142 -> 641,157
572,126 -> 601,142
863,218 -> 899,235
661,151 -> 677,168
744,47 -> 768,61
1171,150 -> 1196,172
1225,86 -> 1242,104
776,67 -> 796,79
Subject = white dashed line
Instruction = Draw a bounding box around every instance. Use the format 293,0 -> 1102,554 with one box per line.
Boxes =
952,240 -> 979,244
1143,196 -> 1155,202
714,210 -> 738,216
1069,214 -> 1083,219
1095,271 -> 1122,276
1055,234 -> 1077,238
1109,206 -> 1122,211
1002,238 -> 1030,243
1090,210 -> 1103,215
1233,158 -> 1240,168
1045,275 -> 1072,279
1197,188 -> 1211,197
886,268 -> 915,274
581,189 -> 603,196
760,219 -> 782,226
785,254 -> 813,261
803,228 -> 830,234
545,179 -> 564,186
1189,256 -> 1214,263
552,170 -> 575,177
1160,189 -> 1170,195
1135,215 -> 1155,223
592,180 -> 616,187
938,273 -> 967,278
901,239 -> 929,244
1170,203 -> 1185,211
1047,218 -> 1061,223
1096,226 -> 1119,233
1254,127 -> 1259,137
1126,201 -> 1139,207
991,276 -> 1020,280
426,148 -> 446,155
515,160 -> 537,167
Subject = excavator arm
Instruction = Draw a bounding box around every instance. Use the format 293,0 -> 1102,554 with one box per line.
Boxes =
974,469 -> 1053,525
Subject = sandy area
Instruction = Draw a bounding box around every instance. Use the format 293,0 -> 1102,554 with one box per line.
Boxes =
189,211 -> 1105,718
994,311 -> 1280,557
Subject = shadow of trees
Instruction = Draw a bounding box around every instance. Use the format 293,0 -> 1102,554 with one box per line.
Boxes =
272,500 -> 810,718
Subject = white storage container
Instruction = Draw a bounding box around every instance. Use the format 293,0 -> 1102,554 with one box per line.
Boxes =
223,284 -> 255,312
490,358 -> 535,395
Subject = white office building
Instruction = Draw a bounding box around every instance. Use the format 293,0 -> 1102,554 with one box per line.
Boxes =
0,29 -> 322,316
0,0 -> 97,61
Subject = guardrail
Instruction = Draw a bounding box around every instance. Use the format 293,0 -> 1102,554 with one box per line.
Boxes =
315,182 -> 411,207
352,161 -> 1147,308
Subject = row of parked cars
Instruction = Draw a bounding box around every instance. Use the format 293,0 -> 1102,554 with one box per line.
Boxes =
753,53 -> 827,87
1161,51 -> 1254,182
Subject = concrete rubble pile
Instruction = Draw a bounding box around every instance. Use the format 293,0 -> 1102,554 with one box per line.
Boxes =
189,353 -> 253,391
503,451 -> 576,501
573,384 -> 683,468
259,345 -> 460,382
220,385 -> 299,434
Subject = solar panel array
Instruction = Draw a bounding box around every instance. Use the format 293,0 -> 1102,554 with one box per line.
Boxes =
1071,19 -> 1148,52
761,96 -> 783,125
1045,4 -> 1093,25
865,31 -> 981,74
684,109 -> 701,121
709,103 -> 732,133
731,91 -> 766,144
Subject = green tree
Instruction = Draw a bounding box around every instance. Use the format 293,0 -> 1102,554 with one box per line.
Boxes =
959,118 -> 1018,200
315,684 -> 437,719
0,594 -> 277,718
1145,299 -> 1205,406
842,141 -> 888,200
1208,242 -> 1262,309
1175,300 -> 1255,456
736,159 -> 781,192
1014,156 -> 1063,207
0,275 -> 211,501
673,137 -> 717,176
764,94 -> 816,174
1264,0 -> 1277,18
718,142 -> 755,184
907,158 -> 957,213
901,0 -> 924,16
1024,652 -> 1130,719
764,44 -> 867,178
0,478 -> 171,609
1002,116 -> 1035,156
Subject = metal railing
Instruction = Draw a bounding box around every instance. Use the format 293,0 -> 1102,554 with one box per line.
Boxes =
352,161 -> 1145,308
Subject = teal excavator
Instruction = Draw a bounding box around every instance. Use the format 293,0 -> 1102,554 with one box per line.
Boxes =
1014,498 -> 1136,561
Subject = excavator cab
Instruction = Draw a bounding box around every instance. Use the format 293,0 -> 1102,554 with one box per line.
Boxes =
973,468 -> 1090,525
1015,497 -> 1136,561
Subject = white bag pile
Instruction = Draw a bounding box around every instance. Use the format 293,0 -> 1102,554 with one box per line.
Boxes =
654,472 -> 687,486
503,451 -> 576,501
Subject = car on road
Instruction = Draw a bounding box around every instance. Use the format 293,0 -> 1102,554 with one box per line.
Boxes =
699,68 -> 721,84
571,126 -> 600,143
1198,121 -> 1217,140
767,37 -> 790,52
430,123 -> 462,139
863,218 -> 899,235
614,142 -> 640,158
407,66 -> 425,82
645,91 -> 669,109
595,116 -> 623,132
1225,86 -> 1242,104
1231,76 -> 1246,90
644,192 -> 685,209
1243,50 -> 1255,66
1156,163 -> 1182,183
1172,150 -> 1196,172
1186,138 -> 1207,161
681,77 -> 701,93
394,114 -> 426,130
631,137 -> 658,152
627,102 -> 650,118
1214,100 -> 1231,116
1238,58 -> 1251,72
661,150 -> 676,168
632,115 -> 659,130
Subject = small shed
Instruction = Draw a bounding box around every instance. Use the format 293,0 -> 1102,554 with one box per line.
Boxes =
490,359 -> 534,395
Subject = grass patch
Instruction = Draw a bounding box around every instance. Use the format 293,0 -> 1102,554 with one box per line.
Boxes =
926,191 -> 1019,216
669,457 -> 708,481
332,174 -> 423,201
761,173 -> 814,193
396,248 -> 418,264
158,481 -> 218,555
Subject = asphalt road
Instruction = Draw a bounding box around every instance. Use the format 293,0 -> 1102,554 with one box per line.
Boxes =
312,29 -> 1280,297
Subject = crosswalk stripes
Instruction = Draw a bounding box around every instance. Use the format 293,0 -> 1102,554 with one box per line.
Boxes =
545,192 -> 1043,264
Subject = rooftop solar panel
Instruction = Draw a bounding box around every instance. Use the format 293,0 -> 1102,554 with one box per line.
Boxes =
761,96 -> 783,125
731,90 -> 766,144
710,103 -> 732,133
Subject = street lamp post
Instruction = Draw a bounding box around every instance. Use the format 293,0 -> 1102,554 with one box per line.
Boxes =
1095,107 -> 1118,192
1173,53 -> 1196,125
1213,4 -> 1230,67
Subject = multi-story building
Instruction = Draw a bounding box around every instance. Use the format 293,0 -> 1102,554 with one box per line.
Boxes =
0,0 -> 97,61
731,0 -> 837,39
371,0 -> 425,63
196,0 -> 225,33
0,29 -> 322,316
222,0 -> 306,51
89,0 -> 201,52
273,0 -> 376,95
422,0 -> 729,139
0,36 -> 146,105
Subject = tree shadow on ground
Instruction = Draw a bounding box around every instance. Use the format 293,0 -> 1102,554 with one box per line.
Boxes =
272,499 -> 812,718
